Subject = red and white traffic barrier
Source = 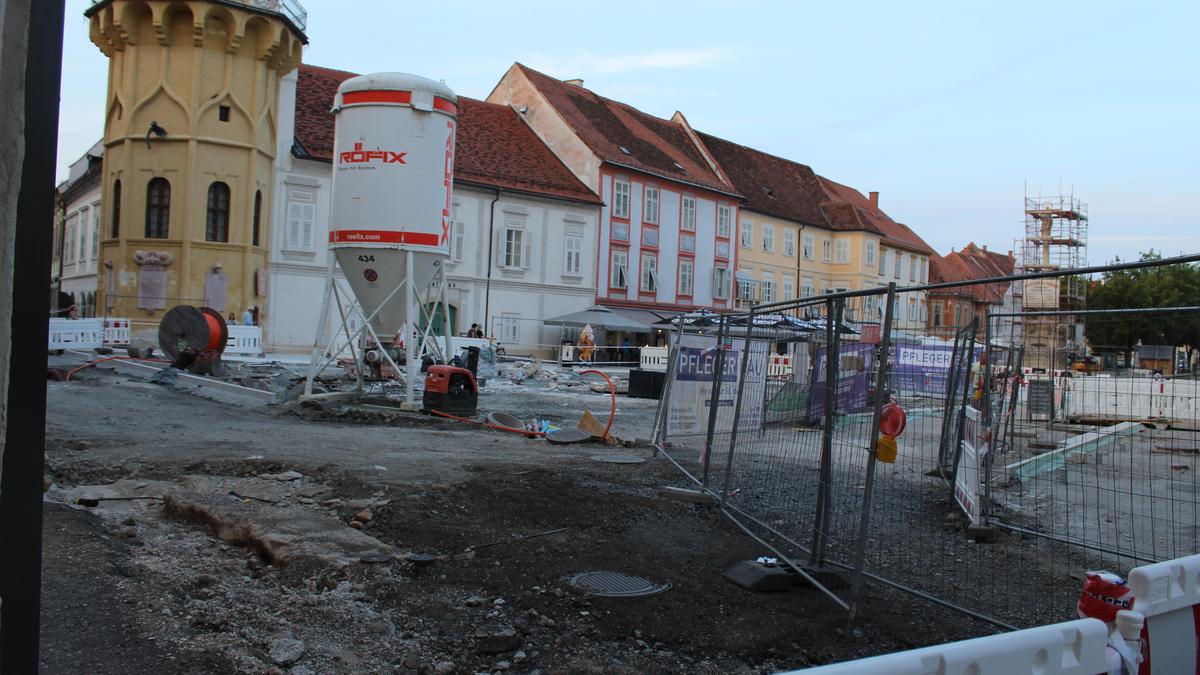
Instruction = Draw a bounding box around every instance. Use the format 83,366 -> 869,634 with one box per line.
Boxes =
1129,554 -> 1200,674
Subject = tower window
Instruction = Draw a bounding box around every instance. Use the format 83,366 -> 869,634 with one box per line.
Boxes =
111,179 -> 121,237
206,182 -> 231,243
145,177 -> 170,239
219,105 -> 230,122
252,190 -> 262,247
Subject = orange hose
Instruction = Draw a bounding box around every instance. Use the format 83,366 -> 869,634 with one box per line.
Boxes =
203,312 -> 224,351
579,369 -> 616,440
64,355 -> 170,381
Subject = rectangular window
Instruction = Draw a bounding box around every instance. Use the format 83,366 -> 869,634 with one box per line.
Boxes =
737,279 -> 758,301
91,205 -> 101,259
909,299 -> 918,321
717,204 -> 732,238
822,239 -> 832,262
64,215 -> 77,264
77,208 -> 88,262
285,189 -> 315,252
879,248 -> 887,275
803,234 -> 814,259
933,303 -> 944,327
678,259 -> 694,296
835,240 -> 849,263
762,225 -> 775,253
739,219 -> 753,248
644,186 -> 659,224
761,278 -> 775,303
612,177 -> 630,218
909,255 -> 917,282
921,257 -> 928,283
681,196 -> 697,231
611,249 -> 628,289
564,234 -> 583,275
499,313 -> 521,343
502,227 -> 526,268
714,267 -> 731,299
866,241 -> 876,266
640,253 -> 657,293
451,221 -> 465,262
894,252 -> 902,279
783,230 -> 796,257
783,276 -> 794,301
920,302 -> 928,322
802,277 -> 814,298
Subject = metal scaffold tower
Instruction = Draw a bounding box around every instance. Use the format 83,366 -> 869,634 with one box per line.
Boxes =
1013,192 -> 1089,371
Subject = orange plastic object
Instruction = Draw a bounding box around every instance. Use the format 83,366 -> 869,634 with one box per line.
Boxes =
876,436 -> 898,463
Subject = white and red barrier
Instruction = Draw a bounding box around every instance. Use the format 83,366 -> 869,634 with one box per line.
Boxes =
48,318 -> 105,350
225,325 -> 264,356
103,318 -> 130,345
768,354 -> 793,379
788,618 -> 1109,674
1129,554 -> 1200,674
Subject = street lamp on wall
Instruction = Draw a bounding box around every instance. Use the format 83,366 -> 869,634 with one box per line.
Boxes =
145,121 -> 167,149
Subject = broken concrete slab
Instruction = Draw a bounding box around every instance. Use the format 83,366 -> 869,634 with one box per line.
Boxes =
163,491 -> 397,569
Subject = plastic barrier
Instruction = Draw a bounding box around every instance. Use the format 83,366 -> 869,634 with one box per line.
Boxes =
225,325 -> 264,356
784,618 -> 1109,674
103,318 -> 131,345
768,354 -> 793,379
640,346 -> 668,372
48,318 -> 105,350
1128,554 -> 1200,674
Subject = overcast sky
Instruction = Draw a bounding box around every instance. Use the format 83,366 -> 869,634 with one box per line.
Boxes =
57,0 -> 1199,265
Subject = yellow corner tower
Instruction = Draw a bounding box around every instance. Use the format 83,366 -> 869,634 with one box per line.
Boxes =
86,0 -> 305,334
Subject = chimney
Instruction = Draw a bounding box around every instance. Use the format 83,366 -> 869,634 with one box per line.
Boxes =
1007,250 -> 1014,259
982,244 -> 988,252
564,78 -> 585,87
868,191 -> 879,209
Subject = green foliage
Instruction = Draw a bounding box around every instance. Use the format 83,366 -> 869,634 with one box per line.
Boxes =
1085,251 -> 1200,352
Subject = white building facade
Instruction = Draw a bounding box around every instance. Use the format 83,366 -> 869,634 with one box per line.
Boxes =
53,142 -> 105,316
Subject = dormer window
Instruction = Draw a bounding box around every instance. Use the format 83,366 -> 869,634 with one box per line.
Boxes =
619,146 -> 631,155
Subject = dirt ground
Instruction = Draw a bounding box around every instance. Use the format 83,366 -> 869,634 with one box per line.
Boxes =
39,361 -> 996,674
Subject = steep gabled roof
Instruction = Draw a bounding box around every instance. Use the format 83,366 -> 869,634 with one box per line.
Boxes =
513,64 -> 737,195
932,243 -> 1016,303
817,176 -> 936,255
695,132 -> 831,227
292,64 -> 600,205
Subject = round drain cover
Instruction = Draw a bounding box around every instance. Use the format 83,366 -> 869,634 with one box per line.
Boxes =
545,428 -> 591,444
591,454 -> 646,464
566,571 -> 671,598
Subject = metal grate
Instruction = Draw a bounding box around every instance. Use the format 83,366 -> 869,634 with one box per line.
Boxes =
566,571 -> 670,598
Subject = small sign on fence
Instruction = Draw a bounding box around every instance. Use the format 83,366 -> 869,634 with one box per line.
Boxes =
954,405 -> 986,526
1027,378 -> 1054,421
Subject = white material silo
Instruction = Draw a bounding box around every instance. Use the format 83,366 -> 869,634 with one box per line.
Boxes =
329,72 -> 457,340
304,72 -> 458,406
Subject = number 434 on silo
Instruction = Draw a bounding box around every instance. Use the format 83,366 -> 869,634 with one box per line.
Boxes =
357,255 -> 375,262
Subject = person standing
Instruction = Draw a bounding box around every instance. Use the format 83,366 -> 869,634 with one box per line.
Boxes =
242,306 -> 255,326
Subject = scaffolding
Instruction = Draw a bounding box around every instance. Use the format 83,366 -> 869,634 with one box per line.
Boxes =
1014,192 -> 1088,371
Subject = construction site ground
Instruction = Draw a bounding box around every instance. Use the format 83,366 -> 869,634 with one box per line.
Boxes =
40,360 -> 993,674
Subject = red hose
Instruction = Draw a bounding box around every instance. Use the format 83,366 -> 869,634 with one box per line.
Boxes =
64,356 -> 169,381
579,369 -> 616,440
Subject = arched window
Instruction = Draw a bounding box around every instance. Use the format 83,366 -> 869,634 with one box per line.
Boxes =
252,190 -> 262,247
145,178 -> 170,238
206,182 -> 231,242
111,180 -> 121,237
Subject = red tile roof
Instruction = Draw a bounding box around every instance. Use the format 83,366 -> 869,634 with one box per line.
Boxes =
695,132 -> 831,227
817,176 -> 936,255
513,64 -> 737,196
293,64 -> 601,205
931,243 -> 1016,304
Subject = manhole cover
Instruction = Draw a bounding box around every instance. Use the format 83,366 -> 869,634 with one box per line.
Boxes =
566,571 -> 671,598
590,454 -> 646,464
545,428 -> 591,444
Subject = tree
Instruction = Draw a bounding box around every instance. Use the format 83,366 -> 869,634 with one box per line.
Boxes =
1085,251 -> 1200,372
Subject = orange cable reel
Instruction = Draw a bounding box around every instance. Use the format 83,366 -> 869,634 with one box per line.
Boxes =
875,400 -> 907,464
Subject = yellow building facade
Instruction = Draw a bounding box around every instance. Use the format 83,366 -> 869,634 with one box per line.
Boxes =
87,0 -> 304,331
